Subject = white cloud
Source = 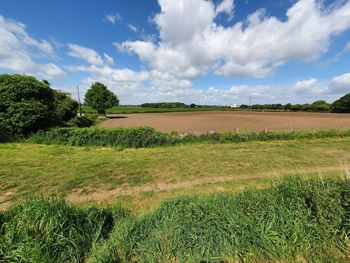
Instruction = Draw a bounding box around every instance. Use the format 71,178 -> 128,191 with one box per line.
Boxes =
0,15 -> 65,79
103,53 -> 114,64
327,72 -> 350,94
118,0 -> 350,79
128,23 -> 138,32
67,43 -> 104,65
104,13 -> 122,25
215,0 -> 234,20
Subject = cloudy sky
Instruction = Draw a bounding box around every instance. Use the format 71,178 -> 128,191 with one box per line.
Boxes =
0,0 -> 350,105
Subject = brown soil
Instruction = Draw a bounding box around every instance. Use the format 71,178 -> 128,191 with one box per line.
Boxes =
99,111 -> 350,134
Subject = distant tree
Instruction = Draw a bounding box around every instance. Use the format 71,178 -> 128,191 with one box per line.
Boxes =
332,93 -> 350,113
312,100 -> 327,106
190,103 -> 196,108
84,82 -> 119,116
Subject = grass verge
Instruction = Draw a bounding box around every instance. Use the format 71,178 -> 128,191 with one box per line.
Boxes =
1,177 -> 350,262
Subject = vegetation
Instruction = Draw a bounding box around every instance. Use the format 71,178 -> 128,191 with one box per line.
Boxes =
333,93 -> 350,113
28,126 -> 350,148
1,137 -> 350,212
1,177 -> 350,262
85,82 -> 119,116
29,126 -> 167,148
82,105 -> 229,114
0,74 -> 78,136
67,115 -> 97,128
240,100 -> 332,112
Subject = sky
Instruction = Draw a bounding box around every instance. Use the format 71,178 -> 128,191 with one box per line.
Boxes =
0,0 -> 350,105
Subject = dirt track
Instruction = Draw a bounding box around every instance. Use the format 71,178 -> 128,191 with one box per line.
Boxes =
99,111 -> 350,134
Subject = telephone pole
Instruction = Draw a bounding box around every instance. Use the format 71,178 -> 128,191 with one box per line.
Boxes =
77,85 -> 82,116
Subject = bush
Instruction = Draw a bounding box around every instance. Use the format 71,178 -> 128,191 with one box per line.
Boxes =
29,126 -> 168,148
68,115 -> 96,128
53,90 -> 79,124
29,127 -> 350,149
0,196 -> 120,263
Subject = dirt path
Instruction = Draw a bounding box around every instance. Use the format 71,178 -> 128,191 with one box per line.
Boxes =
66,166 -> 345,204
99,111 -> 350,134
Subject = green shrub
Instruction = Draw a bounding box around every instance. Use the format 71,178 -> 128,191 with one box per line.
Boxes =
29,127 -> 350,149
115,177 -> 350,262
68,115 -> 96,128
0,196 -> 119,263
29,126 -> 168,148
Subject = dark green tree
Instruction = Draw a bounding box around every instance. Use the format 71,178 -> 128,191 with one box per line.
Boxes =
53,90 -> 79,123
84,82 -> 118,116
332,93 -> 350,113
0,74 -> 78,137
0,74 -> 56,135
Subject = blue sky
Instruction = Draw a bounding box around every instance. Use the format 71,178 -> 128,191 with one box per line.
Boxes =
0,0 -> 350,105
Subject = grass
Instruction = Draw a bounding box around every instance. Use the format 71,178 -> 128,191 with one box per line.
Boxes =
1,177 -> 350,262
1,137 -> 350,213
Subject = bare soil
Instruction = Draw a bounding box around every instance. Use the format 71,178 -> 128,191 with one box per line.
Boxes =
99,111 -> 350,134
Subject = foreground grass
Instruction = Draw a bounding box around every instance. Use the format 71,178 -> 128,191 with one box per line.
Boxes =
1,137 -> 350,212
1,177 -> 349,262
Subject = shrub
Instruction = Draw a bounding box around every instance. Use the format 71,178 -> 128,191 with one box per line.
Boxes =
68,115 -> 96,128
53,90 -> 79,124
29,126 -> 168,148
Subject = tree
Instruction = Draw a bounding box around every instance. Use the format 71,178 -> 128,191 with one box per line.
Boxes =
0,74 -> 78,136
84,82 -> 118,116
0,74 -> 56,135
53,90 -> 79,124
332,93 -> 350,113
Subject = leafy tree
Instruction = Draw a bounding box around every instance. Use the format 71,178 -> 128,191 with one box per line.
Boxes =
84,82 -> 118,116
0,74 -> 78,137
0,74 -> 56,135
332,93 -> 350,113
53,90 -> 78,123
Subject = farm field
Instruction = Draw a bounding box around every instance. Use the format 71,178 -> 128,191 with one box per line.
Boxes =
99,110 -> 350,133
1,136 -> 350,213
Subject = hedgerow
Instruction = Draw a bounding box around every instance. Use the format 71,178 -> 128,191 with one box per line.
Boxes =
27,127 -> 350,148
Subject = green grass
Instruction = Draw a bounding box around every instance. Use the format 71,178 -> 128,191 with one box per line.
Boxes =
1,137 -> 350,212
82,105 -> 228,114
1,177 -> 350,262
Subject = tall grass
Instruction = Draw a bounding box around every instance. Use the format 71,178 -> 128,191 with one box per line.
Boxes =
1,177 -> 349,262
28,127 -> 350,148
0,196 -> 128,263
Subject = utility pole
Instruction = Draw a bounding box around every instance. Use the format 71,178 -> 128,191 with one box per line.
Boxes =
77,85 -> 82,116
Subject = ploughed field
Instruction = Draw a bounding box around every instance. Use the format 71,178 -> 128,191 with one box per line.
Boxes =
99,111 -> 350,133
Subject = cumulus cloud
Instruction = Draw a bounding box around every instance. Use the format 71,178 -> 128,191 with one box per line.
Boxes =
0,15 -> 65,79
327,72 -> 350,94
117,0 -> 350,79
67,43 -> 104,65
215,0 -> 235,19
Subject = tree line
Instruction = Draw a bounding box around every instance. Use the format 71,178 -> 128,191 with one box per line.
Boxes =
0,74 -> 349,140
